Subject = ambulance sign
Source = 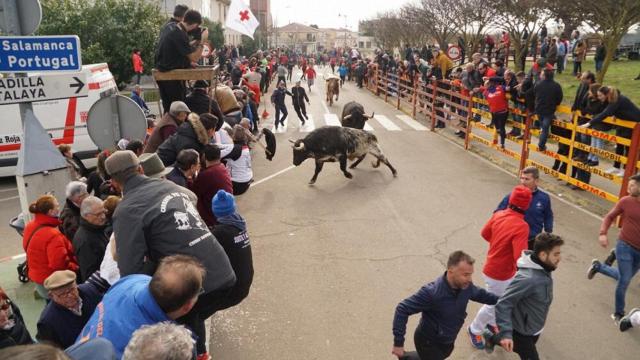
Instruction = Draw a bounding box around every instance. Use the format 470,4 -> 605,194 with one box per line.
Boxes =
0,35 -> 82,72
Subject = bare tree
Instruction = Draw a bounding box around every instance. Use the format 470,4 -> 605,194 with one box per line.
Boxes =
567,0 -> 640,83
449,0 -> 498,62
495,0 -> 554,71
402,0 -> 456,50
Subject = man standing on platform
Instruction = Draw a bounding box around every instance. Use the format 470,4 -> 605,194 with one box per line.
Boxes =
155,10 -> 208,113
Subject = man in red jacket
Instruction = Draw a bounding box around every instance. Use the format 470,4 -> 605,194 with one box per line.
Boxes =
468,184 -> 531,350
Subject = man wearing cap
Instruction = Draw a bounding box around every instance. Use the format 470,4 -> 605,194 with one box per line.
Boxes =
143,101 -> 191,153
185,80 -> 226,122
467,185 -> 532,350
210,190 -> 254,313
36,270 -> 103,349
104,150 -> 235,358
291,80 -> 309,126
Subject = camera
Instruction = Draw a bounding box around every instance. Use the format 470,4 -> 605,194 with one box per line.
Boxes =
192,26 -> 207,41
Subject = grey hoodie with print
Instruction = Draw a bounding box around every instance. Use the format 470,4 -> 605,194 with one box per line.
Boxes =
495,250 -> 554,339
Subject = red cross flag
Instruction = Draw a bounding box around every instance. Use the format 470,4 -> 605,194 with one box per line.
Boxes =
225,0 -> 259,39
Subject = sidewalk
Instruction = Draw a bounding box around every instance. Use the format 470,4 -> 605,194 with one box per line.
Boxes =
1,258 -> 45,336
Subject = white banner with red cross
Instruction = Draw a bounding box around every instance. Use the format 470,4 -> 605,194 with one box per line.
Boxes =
225,0 -> 260,39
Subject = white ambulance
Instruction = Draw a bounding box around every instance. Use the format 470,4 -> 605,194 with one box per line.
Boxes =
0,63 -> 118,177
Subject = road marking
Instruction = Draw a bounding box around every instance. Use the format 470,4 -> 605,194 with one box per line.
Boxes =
0,195 -> 19,202
300,114 -> 315,133
0,188 -> 18,193
396,114 -> 429,131
363,122 -> 374,131
0,253 -> 25,264
252,165 -> 296,187
373,115 -> 402,131
324,113 -> 341,126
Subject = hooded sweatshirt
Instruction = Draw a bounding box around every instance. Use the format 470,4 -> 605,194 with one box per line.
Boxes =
481,208 -> 529,281
495,251 -> 554,339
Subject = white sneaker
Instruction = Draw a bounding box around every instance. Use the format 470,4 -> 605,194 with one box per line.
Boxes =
605,167 -> 618,174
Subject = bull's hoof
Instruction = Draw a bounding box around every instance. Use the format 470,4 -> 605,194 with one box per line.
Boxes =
348,164 -> 357,169
371,161 -> 380,168
392,171 -> 398,177
308,179 -> 316,185
344,172 -> 353,179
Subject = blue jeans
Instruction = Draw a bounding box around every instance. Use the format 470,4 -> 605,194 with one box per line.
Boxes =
595,60 -> 604,73
596,240 -> 640,314
537,114 -> 555,149
588,136 -> 604,162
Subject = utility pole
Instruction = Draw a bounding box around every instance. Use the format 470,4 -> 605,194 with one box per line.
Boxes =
338,13 -> 347,50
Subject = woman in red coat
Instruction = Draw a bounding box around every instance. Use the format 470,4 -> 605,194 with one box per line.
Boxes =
131,48 -> 144,85
23,195 -> 79,299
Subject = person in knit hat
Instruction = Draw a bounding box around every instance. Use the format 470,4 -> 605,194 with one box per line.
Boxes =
467,185 -> 531,350
209,189 -> 254,316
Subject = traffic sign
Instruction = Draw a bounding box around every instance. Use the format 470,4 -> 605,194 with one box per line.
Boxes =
0,0 -> 42,35
0,35 -> 82,72
87,95 -> 147,150
0,73 -> 87,105
447,45 -> 461,61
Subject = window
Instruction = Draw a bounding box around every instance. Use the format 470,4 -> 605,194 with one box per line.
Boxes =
359,41 -> 364,48
366,41 -> 371,48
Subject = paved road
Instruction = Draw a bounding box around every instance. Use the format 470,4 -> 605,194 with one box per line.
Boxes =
210,67 -> 640,359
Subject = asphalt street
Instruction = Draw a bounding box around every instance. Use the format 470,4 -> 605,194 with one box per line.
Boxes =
209,67 -> 640,359
0,66 -> 638,359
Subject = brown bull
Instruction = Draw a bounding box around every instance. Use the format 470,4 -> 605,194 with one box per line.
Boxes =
325,77 -> 340,106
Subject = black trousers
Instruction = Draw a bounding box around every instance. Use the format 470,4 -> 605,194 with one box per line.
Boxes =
275,104 -> 288,125
293,102 -> 307,122
410,328 -> 454,360
233,181 -> 250,195
177,288 -> 232,354
493,111 -> 509,146
614,127 -> 632,169
157,80 -> 186,114
513,331 -> 540,360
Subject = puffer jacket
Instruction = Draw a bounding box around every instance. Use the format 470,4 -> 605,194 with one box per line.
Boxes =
157,115 -> 210,166
23,214 -> 79,284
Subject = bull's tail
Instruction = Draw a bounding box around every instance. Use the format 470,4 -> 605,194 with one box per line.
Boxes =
369,142 -> 397,177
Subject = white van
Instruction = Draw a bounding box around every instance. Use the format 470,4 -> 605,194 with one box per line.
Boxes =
0,63 -> 118,177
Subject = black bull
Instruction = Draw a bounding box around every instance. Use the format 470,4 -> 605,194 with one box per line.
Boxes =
290,126 -> 398,184
340,101 -> 374,130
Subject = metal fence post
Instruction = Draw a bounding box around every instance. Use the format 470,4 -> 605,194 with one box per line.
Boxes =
430,79 -> 438,131
619,123 -> 640,198
518,111 -> 533,172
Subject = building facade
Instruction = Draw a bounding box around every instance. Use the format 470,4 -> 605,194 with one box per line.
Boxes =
272,23 -> 321,54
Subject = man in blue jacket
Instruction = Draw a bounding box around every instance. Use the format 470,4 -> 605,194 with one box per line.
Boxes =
391,251 -> 499,360
76,255 -> 204,359
496,166 -> 553,249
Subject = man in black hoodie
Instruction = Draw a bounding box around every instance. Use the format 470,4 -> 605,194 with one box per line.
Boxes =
534,69 -> 563,151
291,80 -> 310,126
184,80 -> 225,122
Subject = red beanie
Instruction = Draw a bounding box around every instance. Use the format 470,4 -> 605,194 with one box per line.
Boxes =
509,185 -> 532,211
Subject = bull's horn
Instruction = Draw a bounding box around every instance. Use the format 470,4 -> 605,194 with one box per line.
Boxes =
366,112 -> 375,119
343,114 -> 353,120
294,141 -> 305,150
288,139 -> 296,144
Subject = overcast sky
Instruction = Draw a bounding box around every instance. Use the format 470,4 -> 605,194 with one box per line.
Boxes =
269,0 -> 398,29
